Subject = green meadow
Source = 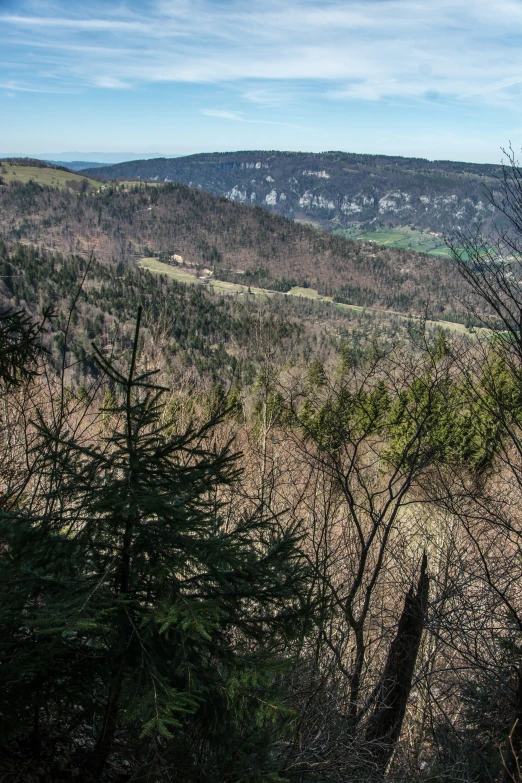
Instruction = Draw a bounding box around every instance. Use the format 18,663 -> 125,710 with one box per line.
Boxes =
334,225 -> 451,256
0,162 -> 100,190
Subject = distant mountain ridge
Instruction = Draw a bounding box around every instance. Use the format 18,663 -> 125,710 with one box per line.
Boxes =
47,160 -> 106,171
0,152 -> 182,164
82,150 -> 504,235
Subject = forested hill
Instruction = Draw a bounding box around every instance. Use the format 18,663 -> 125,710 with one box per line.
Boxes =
0,177 -> 472,315
82,150 -> 503,234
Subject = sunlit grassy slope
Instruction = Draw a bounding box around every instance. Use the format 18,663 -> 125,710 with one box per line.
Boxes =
0,162 -> 99,190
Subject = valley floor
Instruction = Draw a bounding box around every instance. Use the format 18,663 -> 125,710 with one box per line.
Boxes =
137,256 -> 478,335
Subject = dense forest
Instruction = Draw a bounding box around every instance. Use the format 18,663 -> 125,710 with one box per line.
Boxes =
0,238 -> 428,383
2,156 -> 522,783
0,173 -> 481,316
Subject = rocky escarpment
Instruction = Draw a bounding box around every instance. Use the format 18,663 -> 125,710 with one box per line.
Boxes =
82,151 -> 504,235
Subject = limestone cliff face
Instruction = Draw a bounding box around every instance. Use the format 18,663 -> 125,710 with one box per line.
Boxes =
83,151 -> 502,234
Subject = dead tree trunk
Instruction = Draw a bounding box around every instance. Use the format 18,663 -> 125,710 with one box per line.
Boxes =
365,552 -> 429,772
502,668 -> 522,783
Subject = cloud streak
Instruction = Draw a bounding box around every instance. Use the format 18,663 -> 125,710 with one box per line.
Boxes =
2,0 -> 522,109
201,108 -> 299,126
202,109 -> 245,121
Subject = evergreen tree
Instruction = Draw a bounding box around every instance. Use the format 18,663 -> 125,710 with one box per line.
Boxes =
0,305 -> 52,388
0,308 -> 308,780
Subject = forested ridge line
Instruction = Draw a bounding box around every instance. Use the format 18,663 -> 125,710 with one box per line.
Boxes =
0,176 -> 477,315
82,149 -> 506,235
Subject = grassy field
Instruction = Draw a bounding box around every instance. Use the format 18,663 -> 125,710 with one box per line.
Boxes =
116,181 -> 161,189
288,285 -> 327,299
138,258 -> 273,298
138,257 -> 479,332
287,285 -> 366,312
138,258 -> 200,285
0,162 -> 100,190
334,226 -> 451,256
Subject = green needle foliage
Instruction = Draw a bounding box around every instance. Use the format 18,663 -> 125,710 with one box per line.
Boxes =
0,305 -> 52,388
0,308 -> 309,781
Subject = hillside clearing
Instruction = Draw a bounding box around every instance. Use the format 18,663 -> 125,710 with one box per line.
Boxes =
0,162 -> 99,190
333,226 -> 452,256
138,257 -> 480,334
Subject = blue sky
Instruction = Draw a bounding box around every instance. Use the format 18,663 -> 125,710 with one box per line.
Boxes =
1,0 -> 522,162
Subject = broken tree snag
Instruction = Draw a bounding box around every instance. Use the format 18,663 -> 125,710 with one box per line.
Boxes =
501,671 -> 522,783
365,551 -> 429,772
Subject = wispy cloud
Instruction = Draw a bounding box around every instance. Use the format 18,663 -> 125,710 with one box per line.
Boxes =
1,14 -> 148,32
202,109 -> 245,121
2,0 -> 522,109
201,108 -> 299,127
460,76 -> 522,99
0,80 -> 76,94
94,76 -> 130,89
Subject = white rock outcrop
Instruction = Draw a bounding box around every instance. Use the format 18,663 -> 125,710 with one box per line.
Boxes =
226,185 -> 247,202
302,170 -> 330,178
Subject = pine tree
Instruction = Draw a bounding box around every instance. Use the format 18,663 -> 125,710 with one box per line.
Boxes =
0,308 -> 308,780
0,305 -> 52,387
